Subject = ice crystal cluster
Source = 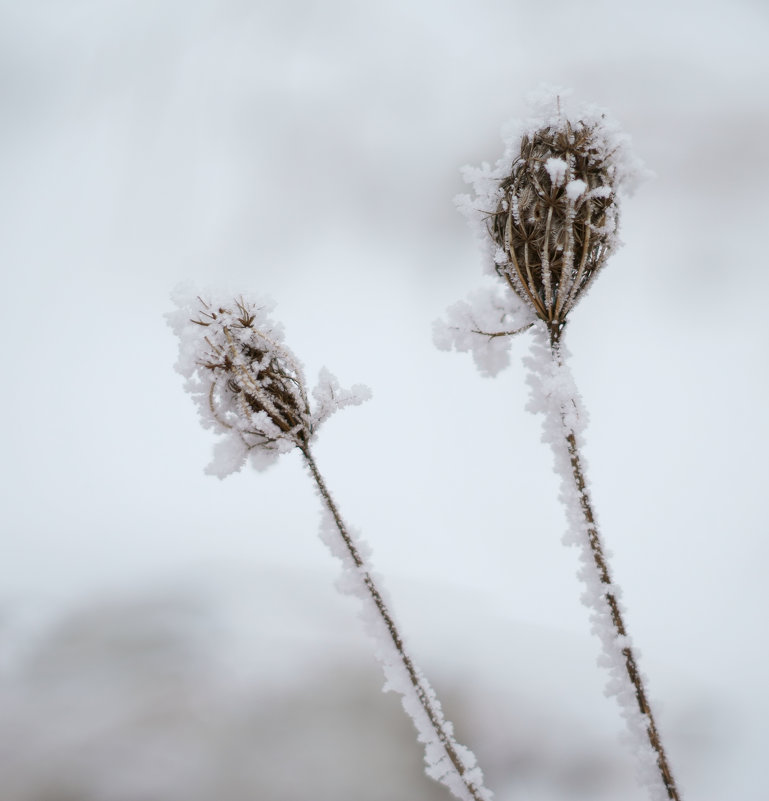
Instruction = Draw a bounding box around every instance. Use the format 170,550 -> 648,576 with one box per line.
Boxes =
436,88 -> 646,374
168,287 -> 370,477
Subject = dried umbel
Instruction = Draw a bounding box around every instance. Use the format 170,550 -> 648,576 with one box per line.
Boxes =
448,92 -> 644,360
169,287 -> 491,801
168,288 -> 369,476
440,93 -> 681,801
194,297 -> 313,451
490,120 -> 619,327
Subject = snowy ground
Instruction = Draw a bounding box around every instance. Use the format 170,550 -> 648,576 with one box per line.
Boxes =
2,1 -> 768,799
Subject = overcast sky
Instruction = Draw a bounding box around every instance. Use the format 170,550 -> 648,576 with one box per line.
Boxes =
2,1 -> 768,799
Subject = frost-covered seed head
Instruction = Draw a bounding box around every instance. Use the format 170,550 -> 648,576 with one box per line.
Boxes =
445,91 -> 644,372
490,120 -> 619,327
193,297 -> 313,450
169,287 -> 371,476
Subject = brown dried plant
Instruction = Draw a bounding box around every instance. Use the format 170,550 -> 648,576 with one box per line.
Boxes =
170,291 -> 492,801
441,94 -> 682,801
489,120 -> 618,332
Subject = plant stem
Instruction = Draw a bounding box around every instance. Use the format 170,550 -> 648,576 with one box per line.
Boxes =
548,325 -> 681,801
301,447 -> 489,801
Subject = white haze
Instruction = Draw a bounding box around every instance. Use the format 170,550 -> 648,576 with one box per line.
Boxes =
1,1 -> 768,799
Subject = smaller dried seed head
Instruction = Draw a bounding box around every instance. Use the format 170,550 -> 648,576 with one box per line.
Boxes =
169,286 -> 371,477
490,119 -> 620,328
192,296 -> 313,453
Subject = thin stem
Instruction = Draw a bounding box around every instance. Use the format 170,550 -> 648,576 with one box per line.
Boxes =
541,204 -> 554,316
301,447 -> 488,801
471,323 -> 534,339
548,325 -> 681,801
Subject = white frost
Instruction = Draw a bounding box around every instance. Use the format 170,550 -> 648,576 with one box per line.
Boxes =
433,283 -> 535,377
545,156 -> 568,186
314,500 -> 492,801
565,178 -> 587,200
312,367 -> 372,428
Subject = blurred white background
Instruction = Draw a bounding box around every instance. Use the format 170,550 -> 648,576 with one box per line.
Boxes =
1,1 -> 768,799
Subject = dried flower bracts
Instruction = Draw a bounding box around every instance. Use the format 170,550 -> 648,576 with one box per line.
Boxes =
168,288 -> 370,476
194,297 -> 313,450
438,90 -> 645,374
490,120 -> 618,325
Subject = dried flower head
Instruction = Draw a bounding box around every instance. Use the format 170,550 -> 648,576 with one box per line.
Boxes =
168,286 -> 370,477
491,120 -> 618,325
194,296 -> 313,450
458,89 -> 646,334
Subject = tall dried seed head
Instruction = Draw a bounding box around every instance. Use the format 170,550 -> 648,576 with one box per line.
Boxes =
490,120 -> 619,327
194,297 -> 313,451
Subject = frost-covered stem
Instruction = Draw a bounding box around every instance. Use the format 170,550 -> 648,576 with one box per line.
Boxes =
548,324 -> 681,801
301,446 -> 489,801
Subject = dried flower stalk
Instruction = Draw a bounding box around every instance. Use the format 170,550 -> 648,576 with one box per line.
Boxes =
170,290 -> 491,801
547,325 -> 680,801
440,91 -> 681,801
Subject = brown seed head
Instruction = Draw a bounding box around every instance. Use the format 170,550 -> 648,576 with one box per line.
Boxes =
490,120 -> 619,328
193,297 -> 313,451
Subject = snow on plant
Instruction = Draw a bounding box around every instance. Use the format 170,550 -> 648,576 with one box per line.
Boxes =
436,88 -> 681,801
168,287 -> 492,801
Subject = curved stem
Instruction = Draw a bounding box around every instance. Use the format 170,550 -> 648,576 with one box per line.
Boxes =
301,447 -> 489,801
471,323 -> 534,339
548,325 -> 681,801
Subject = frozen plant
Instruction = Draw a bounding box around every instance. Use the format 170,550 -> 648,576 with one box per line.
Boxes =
168,288 -> 492,801
436,89 -> 681,801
